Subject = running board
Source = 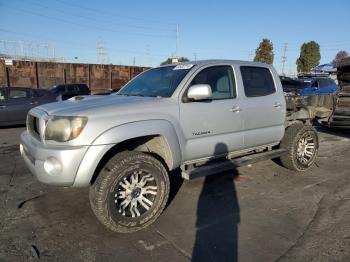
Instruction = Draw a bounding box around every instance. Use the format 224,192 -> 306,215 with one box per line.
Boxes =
181,148 -> 287,180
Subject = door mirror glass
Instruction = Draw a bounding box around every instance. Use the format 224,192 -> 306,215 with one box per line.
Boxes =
187,84 -> 212,101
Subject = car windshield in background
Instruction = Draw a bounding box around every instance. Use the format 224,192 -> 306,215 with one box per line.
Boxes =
118,65 -> 191,97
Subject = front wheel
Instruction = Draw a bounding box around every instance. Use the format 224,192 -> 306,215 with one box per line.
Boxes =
279,123 -> 319,171
89,151 -> 170,233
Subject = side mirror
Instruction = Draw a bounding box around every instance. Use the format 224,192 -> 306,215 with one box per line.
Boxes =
187,84 -> 212,101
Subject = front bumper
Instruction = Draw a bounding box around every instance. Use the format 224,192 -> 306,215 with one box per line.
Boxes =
20,131 -> 88,186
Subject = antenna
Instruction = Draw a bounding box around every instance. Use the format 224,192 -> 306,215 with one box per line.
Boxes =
281,43 -> 288,75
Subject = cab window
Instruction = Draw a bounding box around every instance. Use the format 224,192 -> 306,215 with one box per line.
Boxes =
189,66 -> 236,100
240,66 -> 275,97
9,89 -> 29,99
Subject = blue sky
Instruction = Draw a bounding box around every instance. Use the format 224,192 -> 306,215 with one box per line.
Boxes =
0,0 -> 349,73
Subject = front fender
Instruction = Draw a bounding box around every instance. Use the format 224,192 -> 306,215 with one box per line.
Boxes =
73,120 -> 182,187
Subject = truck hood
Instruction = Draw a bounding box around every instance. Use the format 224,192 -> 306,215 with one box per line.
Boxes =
36,95 -> 158,116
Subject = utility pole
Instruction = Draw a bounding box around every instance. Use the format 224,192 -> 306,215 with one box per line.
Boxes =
281,43 -> 288,76
248,51 -> 253,61
194,53 -> 197,61
175,24 -> 179,59
146,45 -> 152,67
97,40 -> 107,64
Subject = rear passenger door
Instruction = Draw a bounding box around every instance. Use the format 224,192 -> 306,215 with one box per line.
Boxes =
239,66 -> 286,148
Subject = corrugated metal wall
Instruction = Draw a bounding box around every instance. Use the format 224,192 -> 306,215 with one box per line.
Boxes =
0,60 -> 149,93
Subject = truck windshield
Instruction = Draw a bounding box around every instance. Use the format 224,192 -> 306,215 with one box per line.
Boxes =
117,66 -> 191,97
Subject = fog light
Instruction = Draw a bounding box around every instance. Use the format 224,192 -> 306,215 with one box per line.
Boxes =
44,157 -> 62,176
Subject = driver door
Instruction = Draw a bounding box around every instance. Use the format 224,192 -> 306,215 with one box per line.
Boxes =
179,65 -> 245,162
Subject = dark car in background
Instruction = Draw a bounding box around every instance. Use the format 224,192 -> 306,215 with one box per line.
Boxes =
49,83 -> 90,101
0,87 -> 56,126
281,77 -> 339,95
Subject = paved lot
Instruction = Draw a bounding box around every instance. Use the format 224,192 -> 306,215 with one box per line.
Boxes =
0,126 -> 350,262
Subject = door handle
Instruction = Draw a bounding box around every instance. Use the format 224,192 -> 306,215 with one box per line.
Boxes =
273,102 -> 282,108
30,101 -> 38,105
0,105 -> 6,109
230,106 -> 241,113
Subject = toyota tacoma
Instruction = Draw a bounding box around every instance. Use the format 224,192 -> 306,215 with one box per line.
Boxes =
20,60 -> 334,233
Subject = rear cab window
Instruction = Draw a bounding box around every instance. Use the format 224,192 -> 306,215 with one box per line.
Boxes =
240,66 -> 275,97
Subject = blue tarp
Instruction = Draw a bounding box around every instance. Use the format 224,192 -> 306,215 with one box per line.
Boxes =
311,63 -> 337,73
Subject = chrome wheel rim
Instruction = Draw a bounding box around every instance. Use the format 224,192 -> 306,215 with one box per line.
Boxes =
296,134 -> 316,165
114,170 -> 158,218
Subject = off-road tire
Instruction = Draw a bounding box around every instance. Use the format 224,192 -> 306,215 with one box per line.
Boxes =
279,123 -> 319,171
89,151 -> 170,233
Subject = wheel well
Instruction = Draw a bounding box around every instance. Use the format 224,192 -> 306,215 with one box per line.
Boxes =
90,135 -> 172,185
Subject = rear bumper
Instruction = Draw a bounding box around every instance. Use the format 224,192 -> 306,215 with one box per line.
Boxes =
20,131 -> 88,186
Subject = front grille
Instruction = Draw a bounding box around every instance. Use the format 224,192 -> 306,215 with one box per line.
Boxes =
27,114 -> 41,140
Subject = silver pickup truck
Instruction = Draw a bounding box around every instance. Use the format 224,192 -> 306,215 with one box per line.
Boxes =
20,60 -> 333,233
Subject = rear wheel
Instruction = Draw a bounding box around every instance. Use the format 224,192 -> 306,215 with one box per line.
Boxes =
89,151 -> 170,233
279,123 -> 319,171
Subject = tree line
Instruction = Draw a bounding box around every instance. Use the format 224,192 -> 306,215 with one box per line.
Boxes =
161,39 -> 348,73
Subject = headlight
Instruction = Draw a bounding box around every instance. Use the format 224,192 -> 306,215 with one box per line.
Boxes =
44,116 -> 88,142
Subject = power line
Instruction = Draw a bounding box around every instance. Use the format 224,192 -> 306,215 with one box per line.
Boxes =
0,28 -> 170,57
6,7 -> 175,39
28,0 -> 175,33
54,0 -> 177,26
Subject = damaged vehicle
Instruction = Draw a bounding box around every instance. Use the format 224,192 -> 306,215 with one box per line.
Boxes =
281,77 -> 338,96
20,60 -> 334,233
324,57 -> 350,128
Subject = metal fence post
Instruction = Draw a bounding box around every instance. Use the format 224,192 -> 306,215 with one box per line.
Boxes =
35,62 -> 39,88
6,67 -> 10,87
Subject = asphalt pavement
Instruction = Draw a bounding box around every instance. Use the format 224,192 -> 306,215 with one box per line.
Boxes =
0,126 -> 350,262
